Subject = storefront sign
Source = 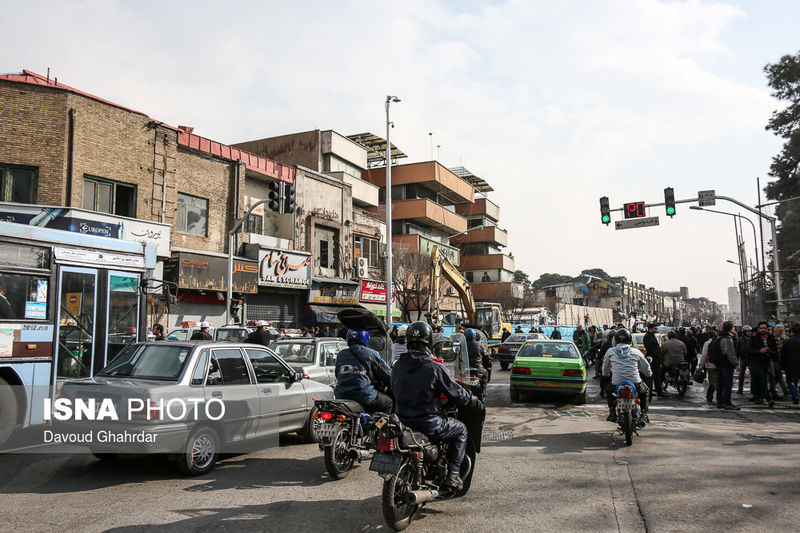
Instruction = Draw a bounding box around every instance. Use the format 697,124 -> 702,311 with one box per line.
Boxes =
166,252 -> 258,294
419,236 -> 460,265
359,280 -> 395,304
0,203 -> 171,257
54,247 -> 145,269
258,248 -> 312,289
310,282 -> 358,305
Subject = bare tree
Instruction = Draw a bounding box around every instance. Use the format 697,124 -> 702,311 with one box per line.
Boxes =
381,246 -> 433,322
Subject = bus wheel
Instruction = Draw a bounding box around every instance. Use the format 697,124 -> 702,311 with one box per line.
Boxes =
0,377 -> 18,447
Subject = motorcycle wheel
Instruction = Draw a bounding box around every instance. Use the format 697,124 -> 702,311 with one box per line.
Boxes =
324,427 -> 355,480
677,382 -> 687,398
382,460 -> 418,531
456,440 -> 477,497
621,411 -> 633,446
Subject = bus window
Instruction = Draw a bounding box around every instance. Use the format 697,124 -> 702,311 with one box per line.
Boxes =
0,273 -> 49,320
106,274 -> 140,364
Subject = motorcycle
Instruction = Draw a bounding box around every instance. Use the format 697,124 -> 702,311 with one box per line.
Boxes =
610,381 -> 646,446
366,401 -> 486,531
314,399 -> 372,479
662,360 -> 691,398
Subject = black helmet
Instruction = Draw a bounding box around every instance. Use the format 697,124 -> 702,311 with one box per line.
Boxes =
406,321 -> 433,351
614,329 -> 632,345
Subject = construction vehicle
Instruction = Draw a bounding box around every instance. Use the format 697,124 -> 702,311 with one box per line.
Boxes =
428,245 -> 511,347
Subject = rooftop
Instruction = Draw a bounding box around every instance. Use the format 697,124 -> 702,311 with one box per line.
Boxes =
347,132 -> 408,168
448,166 -> 494,193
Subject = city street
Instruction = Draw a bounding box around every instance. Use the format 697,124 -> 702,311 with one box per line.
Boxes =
3,368 -> 800,533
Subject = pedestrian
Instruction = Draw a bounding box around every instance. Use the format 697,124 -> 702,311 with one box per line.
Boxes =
245,320 -> 272,346
749,321 -> 778,407
551,327 -> 562,340
152,323 -> 167,341
780,323 -> 800,405
501,327 -> 511,342
644,323 -> 666,397
772,325 -> 790,398
699,329 -> 718,403
515,326 -> 523,334
301,326 -> 311,337
736,325 -> 752,394
713,322 -> 740,410
573,325 -> 590,363
190,321 -> 212,340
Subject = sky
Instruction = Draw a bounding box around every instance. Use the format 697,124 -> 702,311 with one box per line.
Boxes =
3,0 -> 798,305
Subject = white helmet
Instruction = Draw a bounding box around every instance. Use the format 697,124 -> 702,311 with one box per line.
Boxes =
199,321 -> 210,328
397,325 -> 408,337
257,320 -> 269,327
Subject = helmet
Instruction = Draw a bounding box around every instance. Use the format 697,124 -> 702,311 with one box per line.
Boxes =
742,325 -> 752,332
346,328 -> 370,347
256,320 -> 269,327
406,321 -> 433,351
667,330 -> 677,339
199,321 -> 210,328
464,328 -> 476,341
614,329 -> 632,345
397,325 -> 408,337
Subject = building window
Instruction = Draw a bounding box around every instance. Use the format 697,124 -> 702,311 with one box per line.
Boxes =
465,272 -> 474,283
246,214 -> 263,234
0,165 -> 37,203
176,193 -> 208,237
82,176 -> 136,217
314,225 -> 338,270
354,235 -> 379,267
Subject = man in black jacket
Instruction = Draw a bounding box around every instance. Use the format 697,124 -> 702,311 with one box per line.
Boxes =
644,323 -> 666,397
677,328 -> 698,374
245,320 -> 273,346
749,321 -> 778,407
392,321 -> 481,491
736,325 -> 752,394
190,321 -> 213,340
781,323 -> 800,405
715,321 -> 741,410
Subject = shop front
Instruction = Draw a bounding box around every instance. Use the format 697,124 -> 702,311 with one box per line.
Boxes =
357,279 -> 400,321
245,247 -> 312,327
164,251 -> 258,328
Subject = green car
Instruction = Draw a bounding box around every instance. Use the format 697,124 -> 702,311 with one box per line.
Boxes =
510,340 -> 587,404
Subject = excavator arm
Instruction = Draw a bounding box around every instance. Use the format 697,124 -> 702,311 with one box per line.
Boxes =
430,245 -> 476,325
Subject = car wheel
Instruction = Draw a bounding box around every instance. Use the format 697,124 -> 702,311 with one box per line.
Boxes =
301,405 -> 320,443
575,391 -> 586,405
177,426 -> 219,476
500,361 -> 509,371
510,386 -> 521,402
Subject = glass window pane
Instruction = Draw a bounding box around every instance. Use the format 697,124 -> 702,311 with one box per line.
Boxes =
57,271 -> 95,379
245,348 -> 289,383
212,348 -> 251,385
10,169 -> 35,203
106,274 -> 139,362
82,181 -> 95,210
0,243 -> 49,269
177,193 -> 208,236
97,182 -> 112,213
0,273 -> 48,320
191,350 -> 209,385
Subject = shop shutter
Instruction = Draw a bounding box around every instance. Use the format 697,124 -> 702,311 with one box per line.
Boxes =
246,293 -> 297,326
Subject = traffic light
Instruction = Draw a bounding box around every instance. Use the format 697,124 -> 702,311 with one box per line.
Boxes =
283,182 -> 296,213
599,196 -> 611,225
268,181 -> 284,213
664,187 -> 676,217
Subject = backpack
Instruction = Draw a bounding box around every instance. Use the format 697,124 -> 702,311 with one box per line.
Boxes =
707,337 -> 724,365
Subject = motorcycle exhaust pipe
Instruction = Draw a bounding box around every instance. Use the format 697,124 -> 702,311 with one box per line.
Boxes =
405,489 -> 440,505
348,449 -> 371,460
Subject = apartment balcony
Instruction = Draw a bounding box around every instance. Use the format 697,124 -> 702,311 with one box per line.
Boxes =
391,198 -> 467,235
472,281 -> 524,302
454,197 -> 500,222
449,225 -> 507,247
459,253 -> 515,272
335,173 -> 379,207
366,161 -> 474,204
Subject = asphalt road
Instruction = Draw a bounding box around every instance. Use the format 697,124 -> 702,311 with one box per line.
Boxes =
2,367 -> 800,532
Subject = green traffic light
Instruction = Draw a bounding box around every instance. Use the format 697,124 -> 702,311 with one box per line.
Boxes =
666,206 -> 675,215
602,215 -> 610,223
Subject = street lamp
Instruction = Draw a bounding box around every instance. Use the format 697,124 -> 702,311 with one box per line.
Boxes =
448,224 -> 483,241
385,95 -> 400,327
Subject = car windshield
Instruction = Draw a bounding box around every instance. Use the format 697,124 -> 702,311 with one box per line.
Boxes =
506,334 -> 528,343
167,329 -> 188,340
272,342 -> 316,364
216,329 -> 247,342
99,344 -> 191,380
517,341 -> 580,359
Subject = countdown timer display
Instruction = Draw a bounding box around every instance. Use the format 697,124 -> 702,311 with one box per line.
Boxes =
623,201 -> 646,219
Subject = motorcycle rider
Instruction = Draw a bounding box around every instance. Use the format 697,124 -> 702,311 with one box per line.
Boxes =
464,328 -> 489,393
661,330 -> 687,377
643,323 -> 666,397
392,321 -> 482,492
334,327 -> 393,413
602,329 -> 652,422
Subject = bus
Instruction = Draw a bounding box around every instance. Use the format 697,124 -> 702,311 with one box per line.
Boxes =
0,221 -> 153,448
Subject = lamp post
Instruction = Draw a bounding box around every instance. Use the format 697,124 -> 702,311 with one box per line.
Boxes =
690,206 -> 760,274
385,95 -> 400,327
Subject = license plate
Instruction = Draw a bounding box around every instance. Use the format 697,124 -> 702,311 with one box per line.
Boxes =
536,380 -> 560,388
369,453 -> 402,475
317,423 -> 340,439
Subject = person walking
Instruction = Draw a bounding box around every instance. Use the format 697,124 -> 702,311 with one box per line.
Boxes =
780,323 -> 800,405
773,325 -> 790,399
699,330 -> 718,403
644,323 -> 666,397
713,322 -> 740,410
551,327 -> 562,340
573,325 -> 591,363
749,321 -> 778,408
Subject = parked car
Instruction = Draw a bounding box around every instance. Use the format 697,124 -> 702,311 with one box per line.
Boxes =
269,337 -> 349,387
166,325 -> 254,342
57,341 -> 334,475
497,333 -> 550,370
509,339 -> 587,404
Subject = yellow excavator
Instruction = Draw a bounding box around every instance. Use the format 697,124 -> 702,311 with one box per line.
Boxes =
428,245 -> 510,347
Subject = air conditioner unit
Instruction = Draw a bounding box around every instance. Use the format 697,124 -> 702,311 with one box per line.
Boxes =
357,257 -> 369,278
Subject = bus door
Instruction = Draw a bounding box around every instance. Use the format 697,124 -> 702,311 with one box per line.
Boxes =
54,266 -> 97,388
105,271 -> 141,367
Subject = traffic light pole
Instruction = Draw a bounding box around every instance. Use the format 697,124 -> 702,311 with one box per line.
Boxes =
227,198 -> 271,325
607,193 -> 784,320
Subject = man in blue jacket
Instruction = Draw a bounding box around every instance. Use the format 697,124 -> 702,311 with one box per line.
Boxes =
334,327 -> 393,413
392,321 -> 482,491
